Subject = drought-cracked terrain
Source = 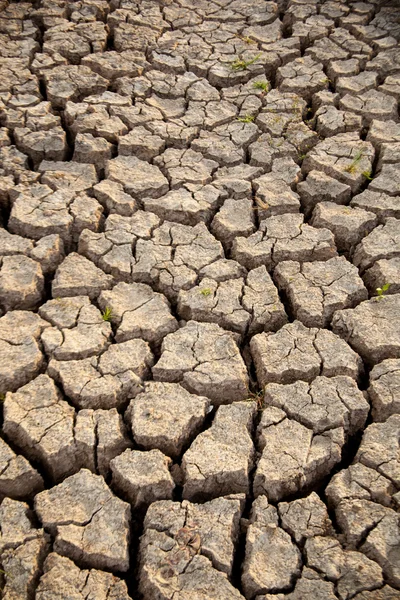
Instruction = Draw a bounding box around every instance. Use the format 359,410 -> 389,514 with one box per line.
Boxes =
1,0 -> 400,598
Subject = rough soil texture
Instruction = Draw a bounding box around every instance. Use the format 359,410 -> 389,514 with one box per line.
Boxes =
0,0 -> 400,598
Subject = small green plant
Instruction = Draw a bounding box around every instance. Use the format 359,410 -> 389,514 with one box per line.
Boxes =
376,283 -> 390,299
200,288 -> 212,297
344,150 -> 364,174
101,306 -> 113,321
247,388 -> 264,411
237,114 -> 255,123
362,170 -> 373,181
253,80 -> 269,92
231,53 -> 262,71
0,394 -> 5,402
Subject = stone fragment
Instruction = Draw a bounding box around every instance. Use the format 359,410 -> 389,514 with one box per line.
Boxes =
48,338 -> 153,410
254,406 -> 344,501
353,218 -> 400,272
139,495 -> 245,598
73,132 -> 112,169
251,320 -> 363,386
36,553 -> 131,600
332,294 -> 400,364
182,401 -> 256,501
40,296 -> 112,360
98,282 -> 178,345
311,202 -> 378,255
0,255 -> 44,311
242,496 -> 302,597
0,437 -> 43,500
153,321 -> 249,404
52,253 -> 113,299
314,105 -> 363,138
128,382 -> 209,459
275,256 -> 367,328
35,469 -> 131,572
111,449 -> 174,508
232,213 -> 336,271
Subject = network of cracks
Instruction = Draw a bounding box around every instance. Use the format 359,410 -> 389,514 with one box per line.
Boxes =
1,0 -> 400,598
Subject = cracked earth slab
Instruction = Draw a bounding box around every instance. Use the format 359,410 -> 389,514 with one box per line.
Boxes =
1,0 -> 400,598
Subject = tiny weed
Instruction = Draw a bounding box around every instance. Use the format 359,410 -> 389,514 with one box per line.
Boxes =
247,388 -> 264,411
362,170 -> 373,181
237,35 -> 257,44
200,288 -> 212,297
344,150 -> 364,174
0,394 -> 5,402
376,283 -> 390,299
231,53 -> 262,71
101,306 -> 113,321
298,153 -> 307,161
237,114 -> 255,123
253,80 -> 269,92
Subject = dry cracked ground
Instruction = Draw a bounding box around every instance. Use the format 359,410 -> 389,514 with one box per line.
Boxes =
1,0 -> 400,598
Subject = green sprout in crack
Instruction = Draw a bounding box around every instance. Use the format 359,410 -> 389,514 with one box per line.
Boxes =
362,170 -> 374,181
253,80 -> 269,92
200,288 -> 212,297
237,114 -> 255,123
376,283 -> 390,299
344,150 -> 364,174
0,394 -> 5,402
101,306 -> 113,321
231,53 -> 262,71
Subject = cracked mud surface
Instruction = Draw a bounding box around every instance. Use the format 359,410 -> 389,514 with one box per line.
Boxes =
0,0 -> 400,598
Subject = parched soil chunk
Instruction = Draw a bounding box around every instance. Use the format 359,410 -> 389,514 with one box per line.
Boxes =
127,381 -> 210,459
48,338 -> 153,410
251,320 -> 363,386
242,495 -> 302,597
52,253 -> 113,299
36,552 -> 131,600
0,437 -> 44,500
152,320 -> 249,404
332,294 -> 400,364
254,406 -> 344,502
0,310 -> 48,394
368,359 -> 400,422
232,213 -> 336,271
35,469 -> 131,572
0,498 -> 50,599
275,256 -> 367,328
111,448 -> 175,508
353,217 -> 400,272
98,281 -> 178,345
139,495 -> 245,599
0,254 -> 44,311
182,401 -> 256,501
